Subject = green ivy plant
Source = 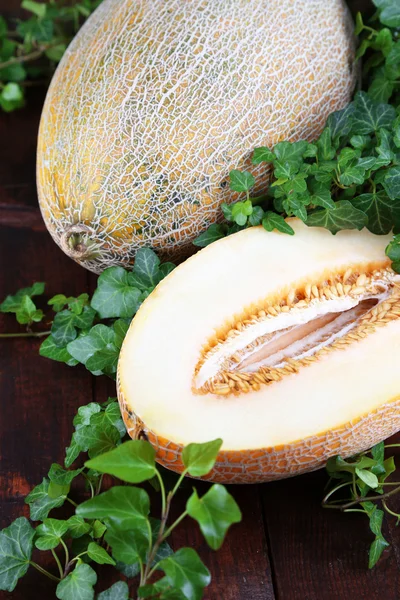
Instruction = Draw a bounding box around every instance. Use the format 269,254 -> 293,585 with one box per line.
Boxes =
0,0 -> 101,111
323,441 -> 400,568
0,399 -> 241,598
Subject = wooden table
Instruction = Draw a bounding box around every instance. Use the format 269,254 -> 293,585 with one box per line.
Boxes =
1,2 -> 399,598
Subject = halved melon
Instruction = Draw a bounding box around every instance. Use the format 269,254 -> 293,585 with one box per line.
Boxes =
117,220 -> 400,483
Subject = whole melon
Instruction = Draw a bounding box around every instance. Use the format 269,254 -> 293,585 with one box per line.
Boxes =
37,0 -> 356,273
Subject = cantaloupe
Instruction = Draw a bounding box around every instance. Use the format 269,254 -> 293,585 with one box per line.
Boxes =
37,0 -> 356,273
117,220 -> 400,483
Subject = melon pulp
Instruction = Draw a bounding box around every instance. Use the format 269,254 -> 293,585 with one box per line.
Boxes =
37,0 -> 356,273
117,220 -> 400,484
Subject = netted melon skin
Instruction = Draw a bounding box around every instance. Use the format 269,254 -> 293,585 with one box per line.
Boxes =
117,380 -> 400,484
37,0 -> 356,273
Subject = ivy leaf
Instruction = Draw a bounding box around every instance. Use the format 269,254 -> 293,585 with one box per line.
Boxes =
369,537 -> 389,569
85,440 -> 156,483
105,523 -> 149,564
327,103 -> 355,140
262,212 -> 295,235
56,563 -> 97,600
74,420 -> 120,459
248,205 -> 265,226
229,170 -> 255,192
91,267 -> 142,319
0,518 -> 35,592
97,581 -> 130,600
182,439 -> 222,477
310,189 -> 336,210
383,166 -> 400,201
252,146 -> 275,164
355,468 -> 379,489
67,324 -> 120,375
92,520 -> 107,539
0,82 -> 25,112
352,92 -> 396,135
0,282 -> 44,313
193,224 -> 227,247
77,487 -> 150,530
132,248 -> 160,287
138,578 -> 186,599
35,518 -> 69,551
66,516 -> 91,539
158,548 -> 211,600
306,201 -> 368,234
87,542 -> 115,565
376,0 -> 400,27
39,336 -> 78,366
231,200 -> 253,226
48,463 -> 82,486
186,484 -> 241,550
25,478 -> 66,521
351,191 -> 395,234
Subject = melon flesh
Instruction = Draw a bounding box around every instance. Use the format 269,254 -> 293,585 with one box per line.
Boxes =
118,220 -> 400,483
37,0 -> 356,272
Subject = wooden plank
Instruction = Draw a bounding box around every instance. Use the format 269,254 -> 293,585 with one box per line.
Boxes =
261,444 -> 400,600
0,225 -> 93,599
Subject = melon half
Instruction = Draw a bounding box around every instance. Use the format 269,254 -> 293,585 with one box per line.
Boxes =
37,0 -> 356,272
118,221 -> 400,483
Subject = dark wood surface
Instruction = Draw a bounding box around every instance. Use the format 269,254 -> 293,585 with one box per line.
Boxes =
1,2 -> 399,599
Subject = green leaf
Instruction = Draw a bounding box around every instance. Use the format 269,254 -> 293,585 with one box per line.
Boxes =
21,0 -> 47,17
351,191 -> 396,235
0,16 -> 7,37
138,578 -> 186,599
252,146 -> 275,164
368,537 -> 389,569
182,439 -> 222,477
67,324 -> 119,374
0,282 -> 44,313
15,295 -> 43,325
132,248 -> 160,287
56,563 -> 97,600
186,484 -> 241,550
66,516 -> 91,539
0,83 -> 24,112
384,166 -> 400,200
91,267 -> 142,319
35,518 -> 68,551
92,520 -> 107,539
352,92 -> 396,135
310,189 -> 335,210
158,548 -> 211,600
77,487 -> 150,530
378,1 -> 400,27
105,523 -> 149,564
97,582 -> 130,600
356,468 -> 379,489
65,434 -> 81,468
231,200 -> 253,226
248,205 -> 265,226
25,478 -> 66,521
40,336 -> 78,367
74,420 -> 120,458
306,201 -> 368,235
327,103 -> 355,140
193,224 -> 227,247
0,518 -> 34,592
85,440 -> 156,483
45,43 -> 67,62
262,212 -> 295,235
229,170 -> 255,192
87,542 -> 115,565
48,463 -> 82,486
116,560 -> 141,579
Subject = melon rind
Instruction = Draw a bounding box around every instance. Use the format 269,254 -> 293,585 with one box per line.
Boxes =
37,0 -> 356,272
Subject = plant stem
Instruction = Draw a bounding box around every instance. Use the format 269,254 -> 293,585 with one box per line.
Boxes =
96,474 -> 104,496
0,330 -> 50,338
60,538 -> 70,576
170,470 -> 188,499
51,549 -> 64,580
385,444 -> 400,449
66,497 -> 78,508
321,481 -> 353,504
162,510 -> 188,540
155,470 -> 166,516
382,500 -> 400,519
0,46 -> 51,70
323,484 -> 400,511
29,561 -> 60,583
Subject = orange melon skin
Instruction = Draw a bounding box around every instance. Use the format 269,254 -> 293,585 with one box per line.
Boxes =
117,380 -> 400,484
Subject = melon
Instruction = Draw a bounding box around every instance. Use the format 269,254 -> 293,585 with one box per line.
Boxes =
37,0 -> 356,273
117,220 -> 400,484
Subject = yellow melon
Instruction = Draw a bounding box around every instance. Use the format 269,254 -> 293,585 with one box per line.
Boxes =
117,220 -> 400,483
37,0 -> 356,273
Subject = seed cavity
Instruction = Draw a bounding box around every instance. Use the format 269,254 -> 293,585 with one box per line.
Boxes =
194,267 -> 400,397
